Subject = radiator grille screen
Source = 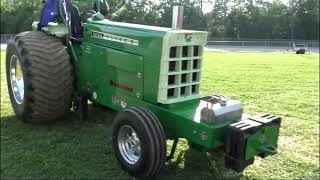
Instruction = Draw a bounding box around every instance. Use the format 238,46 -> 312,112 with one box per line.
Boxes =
166,45 -> 202,99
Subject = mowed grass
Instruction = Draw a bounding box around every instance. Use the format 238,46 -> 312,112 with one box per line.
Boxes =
1,50 -> 319,180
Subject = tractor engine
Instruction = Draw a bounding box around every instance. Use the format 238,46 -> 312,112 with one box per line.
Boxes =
76,7 -> 208,108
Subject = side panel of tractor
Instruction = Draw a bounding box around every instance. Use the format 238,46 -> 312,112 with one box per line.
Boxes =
76,20 -> 167,104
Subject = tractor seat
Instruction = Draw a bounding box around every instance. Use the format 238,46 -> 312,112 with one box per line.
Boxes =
66,0 -> 83,39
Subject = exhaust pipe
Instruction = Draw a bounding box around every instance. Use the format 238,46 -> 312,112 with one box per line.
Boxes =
172,6 -> 184,30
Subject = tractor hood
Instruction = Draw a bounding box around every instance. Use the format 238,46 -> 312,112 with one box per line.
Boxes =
83,19 -> 208,104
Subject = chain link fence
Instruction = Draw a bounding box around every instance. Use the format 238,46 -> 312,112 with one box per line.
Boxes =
1,34 -> 319,52
207,38 -> 319,48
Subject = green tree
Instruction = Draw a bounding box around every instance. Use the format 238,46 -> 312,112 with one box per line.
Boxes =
207,0 -> 230,38
0,0 -> 318,40
1,0 -> 42,34
289,0 -> 319,40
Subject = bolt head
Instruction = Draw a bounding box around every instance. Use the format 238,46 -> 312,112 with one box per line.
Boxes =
137,72 -> 142,79
93,92 -> 98,99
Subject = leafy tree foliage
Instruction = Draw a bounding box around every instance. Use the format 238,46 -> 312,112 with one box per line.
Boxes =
0,0 -> 318,40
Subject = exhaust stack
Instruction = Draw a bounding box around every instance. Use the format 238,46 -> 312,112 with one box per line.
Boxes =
172,6 -> 184,30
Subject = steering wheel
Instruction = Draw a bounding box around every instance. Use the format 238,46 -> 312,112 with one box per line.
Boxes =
81,10 -> 97,22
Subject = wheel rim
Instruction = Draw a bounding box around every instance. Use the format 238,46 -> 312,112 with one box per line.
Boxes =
9,55 -> 24,104
118,125 -> 141,164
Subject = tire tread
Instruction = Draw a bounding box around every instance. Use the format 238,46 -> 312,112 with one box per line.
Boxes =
7,31 -> 74,123
112,107 -> 166,179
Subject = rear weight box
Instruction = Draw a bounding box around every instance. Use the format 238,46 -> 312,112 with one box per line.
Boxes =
225,114 -> 281,172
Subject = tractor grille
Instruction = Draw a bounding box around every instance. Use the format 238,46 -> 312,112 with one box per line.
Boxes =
158,44 -> 204,104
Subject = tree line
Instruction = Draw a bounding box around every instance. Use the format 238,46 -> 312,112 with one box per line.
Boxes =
1,0 -> 319,40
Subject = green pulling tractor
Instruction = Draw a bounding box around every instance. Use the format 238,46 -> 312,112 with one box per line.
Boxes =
6,0 -> 281,178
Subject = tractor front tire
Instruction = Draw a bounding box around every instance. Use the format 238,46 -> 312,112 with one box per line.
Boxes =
6,31 -> 74,123
112,107 -> 166,179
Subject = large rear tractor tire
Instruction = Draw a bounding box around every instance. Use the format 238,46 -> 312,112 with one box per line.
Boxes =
6,31 -> 74,123
112,107 -> 167,179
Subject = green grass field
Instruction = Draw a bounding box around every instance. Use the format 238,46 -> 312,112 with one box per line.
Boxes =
1,51 -> 319,180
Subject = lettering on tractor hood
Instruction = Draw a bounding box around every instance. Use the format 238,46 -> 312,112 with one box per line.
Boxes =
110,80 -> 133,92
91,30 -> 139,46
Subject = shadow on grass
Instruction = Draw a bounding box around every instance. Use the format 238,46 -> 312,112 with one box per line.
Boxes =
1,105 -> 242,179
0,103 -> 117,127
158,147 -> 241,180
